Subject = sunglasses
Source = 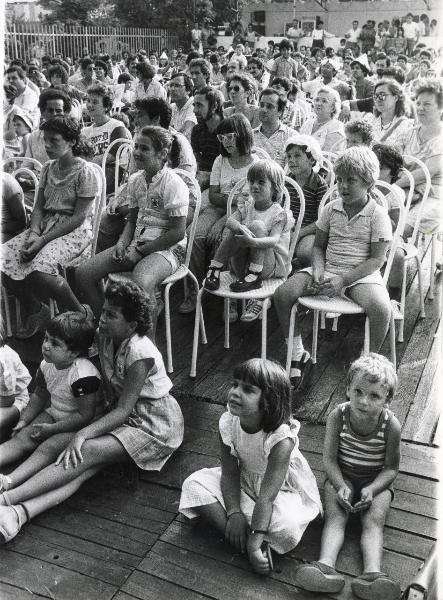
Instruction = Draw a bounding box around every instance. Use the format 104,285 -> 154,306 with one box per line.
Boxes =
217,132 -> 237,143
373,92 -> 391,101
228,85 -> 242,93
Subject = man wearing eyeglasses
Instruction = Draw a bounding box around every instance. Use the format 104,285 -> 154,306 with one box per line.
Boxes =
169,73 -> 197,141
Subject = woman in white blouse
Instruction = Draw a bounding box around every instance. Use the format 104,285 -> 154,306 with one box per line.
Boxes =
299,86 -> 345,152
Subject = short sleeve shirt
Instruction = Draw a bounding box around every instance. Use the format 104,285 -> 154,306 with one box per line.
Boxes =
0,345 -> 31,406
210,155 -> 258,196
1,172 -> 24,228
316,197 -> 392,274
171,97 -> 197,133
253,123 -> 296,167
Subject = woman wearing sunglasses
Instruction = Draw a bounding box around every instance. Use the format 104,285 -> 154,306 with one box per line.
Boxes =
366,79 -> 412,151
223,73 -> 260,129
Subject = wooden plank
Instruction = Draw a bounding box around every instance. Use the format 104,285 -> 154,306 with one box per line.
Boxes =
141,450 -> 220,489
122,570 -> 211,600
0,582 -> 47,600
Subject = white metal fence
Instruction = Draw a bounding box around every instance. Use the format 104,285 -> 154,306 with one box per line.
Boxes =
5,22 -> 179,61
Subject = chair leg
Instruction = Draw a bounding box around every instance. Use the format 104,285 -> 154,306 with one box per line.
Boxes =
164,283 -> 173,374
190,288 -> 204,378
389,310 -> 397,371
2,292 -> 12,338
320,312 -> 326,330
224,298 -> 230,349
332,316 -> 339,332
312,310 -> 319,364
415,255 -> 426,317
261,298 -> 270,359
398,261 -> 407,343
429,233 -> 437,301
188,272 -> 206,343
285,304 -> 297,375
363,318 -> 370,355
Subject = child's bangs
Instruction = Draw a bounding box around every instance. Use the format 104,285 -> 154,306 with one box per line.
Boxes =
247,162 -> 268,183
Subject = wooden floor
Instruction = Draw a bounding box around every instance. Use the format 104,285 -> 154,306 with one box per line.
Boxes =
1,237 -> 441,599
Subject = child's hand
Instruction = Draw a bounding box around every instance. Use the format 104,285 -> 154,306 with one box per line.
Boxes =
123,246 -> 143,266
112,241 -> 127,262
224,512 -> 248,553
306,273 -> 324,295
247,547 -> 271,575
352,487 -> 373,512
337,485 -> 353,512
30,422 -> 54,441
56,434 -> 86,469
11,419 -> 28,436
235,231 -> 256,247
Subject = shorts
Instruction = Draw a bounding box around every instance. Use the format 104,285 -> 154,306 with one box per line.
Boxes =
326,474 -> 395,502
299,267 -> 385,297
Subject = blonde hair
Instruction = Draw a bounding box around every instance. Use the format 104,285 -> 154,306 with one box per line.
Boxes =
247,159 -> 285,203
346,353 -> 398,402
334,146 -> 380,187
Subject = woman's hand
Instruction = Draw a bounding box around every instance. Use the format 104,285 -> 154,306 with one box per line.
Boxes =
56,433 -> 86,469
20,235 -> 46,262
11,419 -> 28,436
224,512 -> 249,553
336,485 -> 353,512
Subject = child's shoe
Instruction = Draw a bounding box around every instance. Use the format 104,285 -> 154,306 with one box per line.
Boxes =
204,266 -> 221,291
230,271 -> 262,292
351,572 -> 401,600
296,561 -> 345,593
240,299 -> 263,322
289,351 -> 311,390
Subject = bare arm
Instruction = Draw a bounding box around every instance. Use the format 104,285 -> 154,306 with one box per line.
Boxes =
136,215 -> 186,256
3,192 -> 27,233
311,227 -> 328,283
323,408 -> 353,511
209,184 -> 229,209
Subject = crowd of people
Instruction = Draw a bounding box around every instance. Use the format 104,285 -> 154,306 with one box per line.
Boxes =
1,17 -> 442,599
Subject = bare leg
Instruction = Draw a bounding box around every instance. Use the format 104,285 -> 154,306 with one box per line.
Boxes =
28,271 -> 83,313
295,235 -> 315,268
0,273 -> 41,315
360,490 -> 392,573
195,500 -> 228,533
0,407 -> 20,443
0,412 -> 55,470
318,480 -> 352,567
348,283 -> 391,352
274,272 -> 313,335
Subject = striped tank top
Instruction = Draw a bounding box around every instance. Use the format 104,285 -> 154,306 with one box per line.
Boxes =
337,402 -> 391,479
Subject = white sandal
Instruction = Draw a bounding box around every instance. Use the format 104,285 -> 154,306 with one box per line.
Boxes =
0,504 -> 24,544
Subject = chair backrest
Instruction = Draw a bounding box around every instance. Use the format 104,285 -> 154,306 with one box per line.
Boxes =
101,137 -> 133,189
174,169 -> 202,269
88,163 -> 107,256
2,157 -> 43,173
322,151 -> 338,162
403,154 -> 432,244
251,147 -> 271,160
321,156 -> 335,186
10,167 -> 39,216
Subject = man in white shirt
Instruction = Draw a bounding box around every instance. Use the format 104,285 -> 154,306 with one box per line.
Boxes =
5,66 -> 39,127
287,19 -> 303,42
402,14 -> 420,56
169,73 -> 197,141
345,20 -> 361,56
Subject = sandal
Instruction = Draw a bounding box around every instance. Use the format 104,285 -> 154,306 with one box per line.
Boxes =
204,266 -> 221,291
230,271 -> 262,293
351,572 -> 401,600
0,475 -> 11,494
296,561 -> 345,593
0,504 -> 24,544
264,542 -> 274,572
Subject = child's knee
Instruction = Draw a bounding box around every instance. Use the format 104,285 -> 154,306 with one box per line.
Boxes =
248,220 -> 267,237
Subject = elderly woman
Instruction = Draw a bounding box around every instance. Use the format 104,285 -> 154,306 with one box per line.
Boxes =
366,79 -> 413,151
299,86 -> 345,152
223,72 -> 260,128
133,62 -> 166,101
396,81 -> 443,237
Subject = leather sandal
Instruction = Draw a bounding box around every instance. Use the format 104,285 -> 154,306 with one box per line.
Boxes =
0,505 -> 24,544
204,266 -> 221,291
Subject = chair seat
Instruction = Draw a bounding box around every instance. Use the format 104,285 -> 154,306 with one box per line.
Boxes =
162,264 -> 189,285
108,271 -> 133,282
204,271 -> 285,300
403,242 -> 419,260
298,294 -> 364,315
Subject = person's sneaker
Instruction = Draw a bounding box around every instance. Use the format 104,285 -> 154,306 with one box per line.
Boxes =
15,304 -> 50,339
222,299 -> 238,323
289,350 -> 311,390
178,292 -> 197,314
296,561 -> 345,593
240,299 -> 263,322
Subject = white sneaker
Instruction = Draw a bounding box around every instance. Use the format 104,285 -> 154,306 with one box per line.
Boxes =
240,299 -> 263,322
222,299 -> 238,323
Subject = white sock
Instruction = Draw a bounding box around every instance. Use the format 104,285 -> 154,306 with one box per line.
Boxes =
209,260 -> 223,269
244,263 -> 263,282
287,335 -> 305,361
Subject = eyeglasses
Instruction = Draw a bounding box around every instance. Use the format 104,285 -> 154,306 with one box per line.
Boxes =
217,132 -> 237,143
373,92 -> 392,101
86,67 -> 96,71
228,85 -> 242,93
169,82 -> 185,88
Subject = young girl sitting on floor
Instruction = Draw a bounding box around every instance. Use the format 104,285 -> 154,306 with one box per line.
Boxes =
179,358 -> 322,574
0,311 -> 100,492
296,353 -> 401,600
0,281 -> 184,544
0,315 -> 31,441
204,160 -> 293,322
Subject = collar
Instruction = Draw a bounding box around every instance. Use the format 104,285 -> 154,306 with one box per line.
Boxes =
255,121 -> 286,136
333,196 -> 376,216
149,164 -> 168,185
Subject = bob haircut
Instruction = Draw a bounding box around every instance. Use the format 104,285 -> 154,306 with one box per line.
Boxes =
216,114 -> 254,157
136,61 -> 156,80
373,79 -> 407,117
259,87 -> 287,113
334,146 -> 380,187
86,83 -> 113,113
104,281 -> 153,336
47,64 -> 69,84
415,80 -> 443,110
45,311 -> 95,357
372,143 -> 404,182
247,159 -> 285,204
232,358 -> 291,432
314,86 -> 341,118
139,125 -> 173,154
346,353 -> 398,403
40,116 -> 90,158
134,97 -> 172,129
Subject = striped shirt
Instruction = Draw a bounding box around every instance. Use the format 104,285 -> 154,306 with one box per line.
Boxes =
338,402 -> 391,479
287,171 -> 328,227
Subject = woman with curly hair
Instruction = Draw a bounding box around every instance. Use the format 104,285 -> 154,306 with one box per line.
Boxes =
223,72 -> 260,128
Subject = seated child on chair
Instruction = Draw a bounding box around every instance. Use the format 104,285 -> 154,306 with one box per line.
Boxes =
0,311 -> 101,492
204,160 -> 293,294
274,146 -> 393,389
0,315 -> 31,441
180,359 -> 322,575
296,353 -> 401,600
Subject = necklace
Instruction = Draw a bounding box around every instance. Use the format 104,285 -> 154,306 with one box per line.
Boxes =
380,116 -> 394,130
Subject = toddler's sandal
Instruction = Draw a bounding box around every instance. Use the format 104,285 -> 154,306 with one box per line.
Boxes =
351,571 -> 401,600
0,505 -> 24,544
296,561 -> 345,593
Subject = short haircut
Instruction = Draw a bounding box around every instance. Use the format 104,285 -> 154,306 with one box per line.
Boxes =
117,73 -> 133,84
419,59 -> 431,69
47,64 -> 69,84
38,88 -> 71,113
170,72 -> 194,95
40,115 -> 90,157
232,358 -> 291,432
345,119 -> 375,145
6,66 -> 26,79
397,54 -> 408,63
95,59 -> 108,75
228,72 -> 258,99
259,88 -> 286,113
415,80 -> 443,110
271,76 -> 291,92
104,281 -> 153,336
189,58 -> 211,82
216,113 -> 254,157
87,83 -> 113,113
139,125 -> 173,153
314,86 -> 341,118
278,38 -> 292,51
45,311 -> 95,356
374,79 -> 407,117
80,58 -> 95,70
194,85 -> 224,119
136,61 -> 156,80
380,66 -> 405,85
372,143 -> 404,182
334,146 -> 380,187
134,97 -> 172,129
247,57 -> 264,70
247,159 -> 285,204
347,353 -> 398,402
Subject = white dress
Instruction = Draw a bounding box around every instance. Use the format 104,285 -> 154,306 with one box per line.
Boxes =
179,411 -> 322,554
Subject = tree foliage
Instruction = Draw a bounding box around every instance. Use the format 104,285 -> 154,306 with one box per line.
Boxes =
39,0 -> 98,25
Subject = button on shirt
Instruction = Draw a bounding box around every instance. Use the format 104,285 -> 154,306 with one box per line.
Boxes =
316,198 -> 392,275
253,122 -> 296,167
171,97 -> 197,133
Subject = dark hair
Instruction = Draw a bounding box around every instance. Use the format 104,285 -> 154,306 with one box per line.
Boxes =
351,60 -> 369,76
95,60 -> 108,76
189,58 -> 211,82
379,66 -> 405,85
228,72 -> 257,102
170,72 -> 194,95
259,88 -> 286,113
38,88 -> 71,113
271,76 -> 291,92
136,61 -> 156,80
247,57 -> 264,71
186,51 -> 200,65
6,66 -> 26,79
209,53 -> 220,65
194,85 -> 224,119
372,143 -> 404,182
278,38 -> 292,51
139,125 -> 173,153
134,97 -> 172,129
373,79 -> 407,117
40,116 -> 89,157
111,112 -> 130,129
117,73 -> 133,84
87,83 -> 113,113
47,64 -> 69,84
397,54 -> 408,63
216,114 -> 254,157
80,58 -> 95,70
415,80 -> 443,110
45,311 -> 95,356
345,119 -> 374,145
419,50 -> 432,60
104,281 -> 153,335
232,359 -> 291,432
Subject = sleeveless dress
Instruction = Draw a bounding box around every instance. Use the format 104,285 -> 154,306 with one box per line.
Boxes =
179,411 -> 322,554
